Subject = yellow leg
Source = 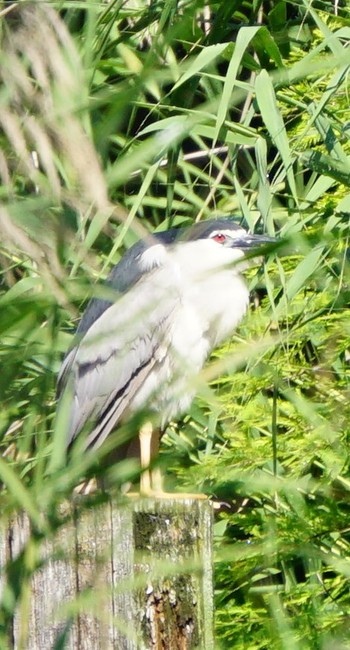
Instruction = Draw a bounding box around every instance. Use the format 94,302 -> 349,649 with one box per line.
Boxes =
73,478 -> 98,495
139,421 -> 153,495
150,466 -> 163,493
131,422 -> 207,500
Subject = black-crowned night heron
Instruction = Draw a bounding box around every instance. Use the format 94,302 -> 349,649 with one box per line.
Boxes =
57,218 -> 275,494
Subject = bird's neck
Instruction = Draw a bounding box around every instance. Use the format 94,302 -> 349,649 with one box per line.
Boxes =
172,240 -> 250,347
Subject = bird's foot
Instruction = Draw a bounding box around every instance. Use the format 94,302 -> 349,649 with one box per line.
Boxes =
126,489 -> 208,500
126,467 -> 208,499
73,478 -> 99,495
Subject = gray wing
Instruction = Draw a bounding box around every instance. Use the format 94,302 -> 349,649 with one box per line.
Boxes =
57,265 -> 179,451
76,228 -> 180,336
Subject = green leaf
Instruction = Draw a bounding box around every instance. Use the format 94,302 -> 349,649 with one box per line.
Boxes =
253,27 -> 284,68
172,43 -> 229,91
0,457 -> 42,528
193,122 -> 257,147
268,2 -> 287,31
301,151 -> 350,187
214,26 -> 263,143
255,69 -> 298,203
335,194 -> 350,213
285,247 -> 325,302
302,2 -> 345,58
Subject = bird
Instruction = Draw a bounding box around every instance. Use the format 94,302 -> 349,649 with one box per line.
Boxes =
56,218 -> 275,495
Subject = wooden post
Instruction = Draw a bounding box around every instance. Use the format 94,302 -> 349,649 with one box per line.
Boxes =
0,499 -> 214,649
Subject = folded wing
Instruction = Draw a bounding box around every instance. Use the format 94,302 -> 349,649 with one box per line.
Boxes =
57,264 -> 179,450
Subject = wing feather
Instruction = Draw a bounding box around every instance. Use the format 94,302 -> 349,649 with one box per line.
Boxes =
57,264 -> 179,450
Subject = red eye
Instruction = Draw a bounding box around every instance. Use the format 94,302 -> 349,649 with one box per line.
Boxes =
212,233 -> 226,243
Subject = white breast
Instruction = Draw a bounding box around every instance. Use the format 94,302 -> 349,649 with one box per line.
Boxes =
171,239 -> 250,347
133,239 -> 250,422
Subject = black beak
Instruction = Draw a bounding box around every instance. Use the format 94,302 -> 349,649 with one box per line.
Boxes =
230,234 -> 277,249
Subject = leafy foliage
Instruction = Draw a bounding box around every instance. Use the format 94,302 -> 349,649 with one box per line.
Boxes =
0,0 -> 349,647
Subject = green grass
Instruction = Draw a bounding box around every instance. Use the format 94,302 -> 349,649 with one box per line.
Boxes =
0,0 -> 349,647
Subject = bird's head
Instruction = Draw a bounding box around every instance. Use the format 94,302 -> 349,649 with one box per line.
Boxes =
186,218 -> 275,249
125,217 -> 276,279
180,218 -> 276,271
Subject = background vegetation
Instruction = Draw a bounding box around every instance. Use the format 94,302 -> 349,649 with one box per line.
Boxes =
0,0 -> 349,647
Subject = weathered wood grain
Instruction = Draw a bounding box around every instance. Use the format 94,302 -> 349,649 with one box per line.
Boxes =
1,498 -> 213,649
